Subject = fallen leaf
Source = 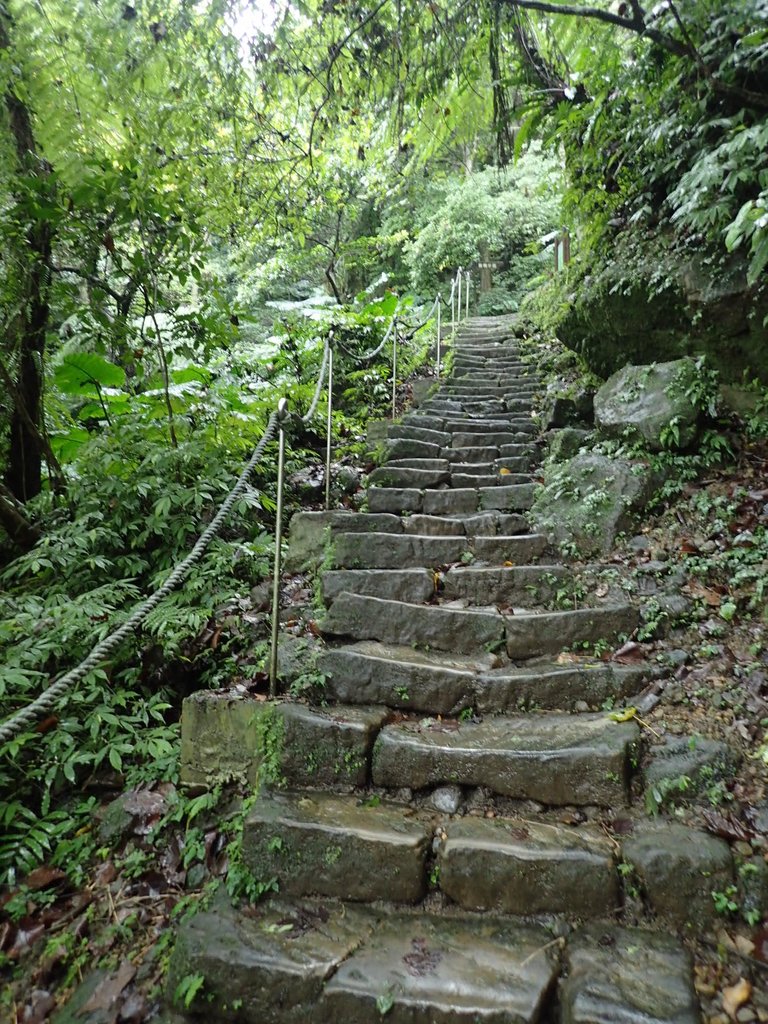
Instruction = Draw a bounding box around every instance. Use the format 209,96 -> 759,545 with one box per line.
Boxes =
702,810 -> 752,843
722,977 -> 751,1020
609,707 -> 637,722
612,641 -> 645,663
80,959 -> 136,1014
25,866 -> 67,891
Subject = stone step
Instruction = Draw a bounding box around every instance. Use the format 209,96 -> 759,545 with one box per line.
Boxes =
442,445 -> 503,463
322,913 -> 558,1023
169,898 -> 566,1023
286,510 -> 402,573
180,695 -> 387,789
242,791 -> 430,903
561,924 -> 698,1024
319,641 -> 492,713
318,641 -> 648,714
451,472 -> 531,488
372,712 -> 640,805
438,817 -> 619,916
385,438 -> 443,460
442,564 -> 569,605
505,605 -> 638,659
330,531 -> 548,569
474,660 -> 650,713
320,592 -> 506,655
399,413 -> 448,432
322,568 -> 436,604
387,424 -> 450,445
367,484 -> 538,516
387,458 -> 451,471
453,431 -> 536,448
368,466 -> 450,488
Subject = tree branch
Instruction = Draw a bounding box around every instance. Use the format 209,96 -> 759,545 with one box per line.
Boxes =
0,486 -> 41,551
502,0 -> 690,57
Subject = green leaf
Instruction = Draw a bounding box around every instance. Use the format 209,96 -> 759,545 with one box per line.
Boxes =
55,354 -> 126,394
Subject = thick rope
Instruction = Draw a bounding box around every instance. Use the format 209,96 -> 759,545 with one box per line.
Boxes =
0,410 -> 280,745
303,331 -> 329,419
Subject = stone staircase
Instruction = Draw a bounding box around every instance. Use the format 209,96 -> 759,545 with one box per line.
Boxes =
169,315 -> 711,1023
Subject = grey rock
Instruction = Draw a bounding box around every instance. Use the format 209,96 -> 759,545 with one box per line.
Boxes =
530,454 -> 660,558
430,785 -> 463,814
644,735 -> 740,795
561,924 -> 698,1024
594,359 -> 701,451
622,822 -> 733,930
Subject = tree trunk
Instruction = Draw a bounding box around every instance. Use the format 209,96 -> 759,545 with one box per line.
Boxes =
1,12 -> 54,503
0,486 -> 41,551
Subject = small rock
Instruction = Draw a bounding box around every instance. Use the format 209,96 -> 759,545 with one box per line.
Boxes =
334,464 -> 361,495
628,536 -> 652,552
737,1010 -> 757,1024
574,700 -> 590,713
430,785 -> 463,815
666,649 -> 690,667
393,787 -> 413,803
249,579 -> 272,611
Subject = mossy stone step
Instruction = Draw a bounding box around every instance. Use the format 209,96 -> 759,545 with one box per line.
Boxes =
367,486 -> 539,516
369,465 -> 450,489
317,642 -> 647,715
330,531 -> 548,570
561,925 -> 698,1024
372,712 -> 639,806
505,605 -> 638,659
320,592 -> 506,655
319,640 -> 491,713
180,696 -> 387,789
242,791 -> 430,903
285,509 -> 401,573
322,914 -> 559,1024
475,660 -> 650,713
442,564 -> 568,605
322,567 -> 436,605
438,817 -> 618,917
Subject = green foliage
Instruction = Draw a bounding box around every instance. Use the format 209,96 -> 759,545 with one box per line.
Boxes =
405,153 -> 562,297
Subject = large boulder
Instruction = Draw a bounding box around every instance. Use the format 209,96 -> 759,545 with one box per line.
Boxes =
530,453 -> 658,557
594,359 -> 700,450
559,244 -> 768,383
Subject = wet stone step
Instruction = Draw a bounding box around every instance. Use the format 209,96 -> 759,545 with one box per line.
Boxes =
242,791 -> 431,902
385,458 -> 451,470
286,510 -> 402,573
166,897 -> 378,1024
368,466 -> 450,488
322,567 -> 436,605
322,913 -> 559,1024
387,424 -> 451,445
320,592 -> 505,655
319,640 -> 493,713
180,696 -> 387,789
474,661 -> 650,713
330,531 -> 467,569
560,924 -> 699,1024
442,564 -> 568,605
505,605 -> 638,660
438,817 -> 619,917
385,438 -> 443,460
372,712 -> 639,806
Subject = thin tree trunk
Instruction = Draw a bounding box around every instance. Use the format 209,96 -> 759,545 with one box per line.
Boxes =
1,12 -> 54,503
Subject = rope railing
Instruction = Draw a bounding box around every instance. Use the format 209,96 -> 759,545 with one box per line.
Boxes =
0,268 -> 470,738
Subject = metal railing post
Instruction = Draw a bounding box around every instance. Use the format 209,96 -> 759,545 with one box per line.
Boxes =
451,281 -> 456,335
391,319 -> 398,419
465,270 -> 470,318
324,344 -> 334,511
457,267 -> 462,324
269,397 -> 290,698
436,292 -> 441,378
